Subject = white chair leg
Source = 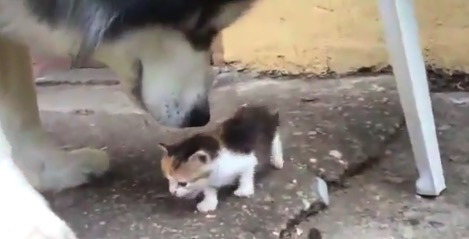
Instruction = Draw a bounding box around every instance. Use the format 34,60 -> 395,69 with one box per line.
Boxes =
377,0 -> 446,196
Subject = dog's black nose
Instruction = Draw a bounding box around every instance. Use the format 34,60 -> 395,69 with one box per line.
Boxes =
184,102 -> 211,127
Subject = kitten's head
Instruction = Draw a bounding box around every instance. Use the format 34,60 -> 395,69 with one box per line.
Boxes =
158,135 -> 220,198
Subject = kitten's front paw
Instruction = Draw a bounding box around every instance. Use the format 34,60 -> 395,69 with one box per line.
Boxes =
196,199 -> 218,213
234,186 -> 255,197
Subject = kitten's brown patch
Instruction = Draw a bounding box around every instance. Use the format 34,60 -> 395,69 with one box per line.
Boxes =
159,104 -> 280,181
159,135 -> 220,182
221,104 -> 279,154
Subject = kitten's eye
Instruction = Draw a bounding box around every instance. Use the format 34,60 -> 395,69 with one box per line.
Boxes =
177,182 -> 188,187
198,155 -> 207,163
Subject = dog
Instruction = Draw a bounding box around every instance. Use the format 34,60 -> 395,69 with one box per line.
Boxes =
0,0 -> 257,238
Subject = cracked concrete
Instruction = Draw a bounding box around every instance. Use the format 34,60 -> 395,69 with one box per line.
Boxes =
34,69 -> 469,239
289,92 -> 469,239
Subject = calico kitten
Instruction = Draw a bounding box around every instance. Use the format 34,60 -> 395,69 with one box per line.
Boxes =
158,104 -> 284,213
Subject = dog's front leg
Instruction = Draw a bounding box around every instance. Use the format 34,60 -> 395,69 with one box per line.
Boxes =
0,36 -> 110,192
0,36 -> 108,238
0,139 -> 77,238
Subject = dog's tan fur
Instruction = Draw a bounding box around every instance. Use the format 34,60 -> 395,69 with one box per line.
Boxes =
0,0 -> 257,238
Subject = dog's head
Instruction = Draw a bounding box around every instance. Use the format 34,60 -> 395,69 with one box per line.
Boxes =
60,0 -> 257,128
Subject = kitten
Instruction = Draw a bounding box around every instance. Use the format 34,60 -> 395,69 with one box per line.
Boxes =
158,104 -> 284,213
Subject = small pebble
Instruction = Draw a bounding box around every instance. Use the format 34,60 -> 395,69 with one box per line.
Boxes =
308,228 -> 322,239
406,218 -> 420,226
328,150 -> 342,159
400,226 -> 414,239
384,175 -> 405,184
337,159 -> 347,166
437,124 -> 451,131
379,224 -> 389,229
264,195 -> 274,203
428,220 -> 445,229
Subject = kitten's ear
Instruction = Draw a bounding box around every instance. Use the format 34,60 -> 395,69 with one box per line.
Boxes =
189,150 -> 211,164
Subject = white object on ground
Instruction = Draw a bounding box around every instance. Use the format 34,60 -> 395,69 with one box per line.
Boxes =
313,177 -> 329,206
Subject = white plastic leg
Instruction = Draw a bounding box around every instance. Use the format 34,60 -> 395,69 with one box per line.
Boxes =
377,0 -> 446,196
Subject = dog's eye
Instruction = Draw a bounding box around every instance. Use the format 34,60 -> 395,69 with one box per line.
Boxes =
177,182 -> 188,187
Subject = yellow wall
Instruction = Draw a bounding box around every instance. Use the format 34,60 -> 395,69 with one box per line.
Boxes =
220,0 -> 469,75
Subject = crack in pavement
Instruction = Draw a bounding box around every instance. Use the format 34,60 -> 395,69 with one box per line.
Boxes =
278,117 -> 406,239
279,200 -> 328,238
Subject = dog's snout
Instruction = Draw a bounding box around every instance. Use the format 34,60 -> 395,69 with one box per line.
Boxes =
184,102 -> 211,127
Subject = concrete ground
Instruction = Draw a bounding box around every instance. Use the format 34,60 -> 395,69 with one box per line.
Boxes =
36,68 -> 469,239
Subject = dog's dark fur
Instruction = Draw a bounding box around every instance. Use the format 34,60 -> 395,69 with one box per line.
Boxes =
0,0 -> 258,237
0,0 -> 257,127
25,0 -> 254,60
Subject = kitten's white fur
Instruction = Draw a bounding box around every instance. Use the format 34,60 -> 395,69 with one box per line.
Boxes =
169,131 -> 284,213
